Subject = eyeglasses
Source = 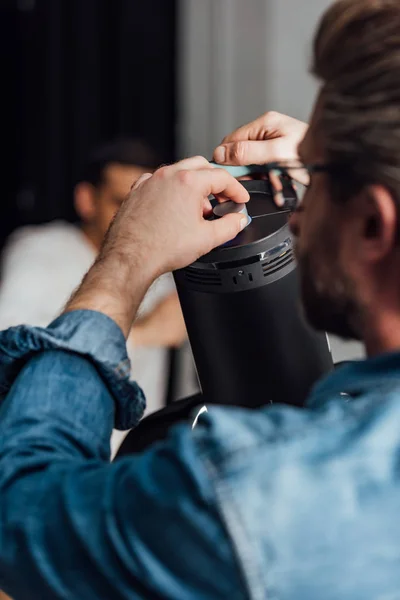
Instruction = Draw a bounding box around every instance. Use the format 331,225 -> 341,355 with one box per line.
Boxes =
258,160 -> 339,210
210,160 -> 339,210
262,160 -> 336,179
210,159 -> 338,183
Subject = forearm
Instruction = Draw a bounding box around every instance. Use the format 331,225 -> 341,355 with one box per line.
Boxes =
65,251 -> 154,339
131,293 -> 187,348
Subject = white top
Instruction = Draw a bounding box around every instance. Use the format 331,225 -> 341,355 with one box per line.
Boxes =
0,221 -> 176,456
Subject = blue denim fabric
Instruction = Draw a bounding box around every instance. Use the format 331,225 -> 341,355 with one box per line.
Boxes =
0,310 -> 400,599
0,310 -> 145,430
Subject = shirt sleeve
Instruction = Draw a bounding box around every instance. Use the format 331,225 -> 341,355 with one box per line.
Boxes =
0,312 -> 245,600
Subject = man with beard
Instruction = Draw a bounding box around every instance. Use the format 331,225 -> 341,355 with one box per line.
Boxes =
1,1 -> 400,598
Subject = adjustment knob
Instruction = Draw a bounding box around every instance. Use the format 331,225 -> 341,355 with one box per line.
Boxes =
212,201 -> 251,227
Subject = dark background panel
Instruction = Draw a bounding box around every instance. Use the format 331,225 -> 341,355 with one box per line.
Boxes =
1,0 -> 176,249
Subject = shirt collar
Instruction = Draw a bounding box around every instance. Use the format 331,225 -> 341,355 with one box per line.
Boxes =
307,350 -> 400,409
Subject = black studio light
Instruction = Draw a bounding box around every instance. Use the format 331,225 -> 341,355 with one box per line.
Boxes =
173,178 -> 333,409
116,175 -> 334,457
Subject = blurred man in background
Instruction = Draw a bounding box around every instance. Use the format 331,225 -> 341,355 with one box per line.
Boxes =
0,139 -> 187,455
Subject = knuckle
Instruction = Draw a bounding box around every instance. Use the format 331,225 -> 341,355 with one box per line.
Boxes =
177,169 -> 194,186
154,165 -> 170,180
193,155 -> 209,166
221,133 -> 234,144
262,110 -> 279,125
229,141 -> 248,164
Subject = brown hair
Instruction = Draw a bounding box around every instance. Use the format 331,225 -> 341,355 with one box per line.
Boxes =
312,0 -> 400,201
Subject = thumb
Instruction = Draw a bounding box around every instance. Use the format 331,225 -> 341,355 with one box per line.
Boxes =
205,213 -> 248,249
214,139 -> 282,166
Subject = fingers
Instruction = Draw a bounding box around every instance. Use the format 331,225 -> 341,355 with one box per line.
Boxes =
161,155 -> 211,174
269,170 -> 285,207
220,111 -> 281,144
213,111 -> 308,168
205,212 -> 248,250
203,196 -> 213,216
213,138 -> 285,166
152,159 -> 249,205
190,168 -> 250,205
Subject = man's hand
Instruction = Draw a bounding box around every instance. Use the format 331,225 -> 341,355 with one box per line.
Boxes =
213,111 -> 308,167
106,156 -> 250,276
65,156 -> 249,337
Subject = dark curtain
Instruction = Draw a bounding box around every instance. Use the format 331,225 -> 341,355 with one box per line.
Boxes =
1,0 -> 176,249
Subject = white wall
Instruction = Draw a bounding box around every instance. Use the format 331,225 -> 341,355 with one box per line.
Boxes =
266,0 -> 332,121
177,0 -> 270,158
177,0 -> 364,363
177,0 -> 333,156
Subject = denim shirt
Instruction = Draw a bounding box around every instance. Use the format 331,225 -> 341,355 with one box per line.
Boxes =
0,310 -> 400,600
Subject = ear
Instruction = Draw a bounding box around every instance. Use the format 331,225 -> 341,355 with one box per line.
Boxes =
352,184 -> 397,263
74,182 -> 97,223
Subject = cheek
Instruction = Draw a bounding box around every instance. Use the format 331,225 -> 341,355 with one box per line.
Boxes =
295,210 -> 337,282
299,184 -> 331,245
297,222 -> 317,270
291,208 -> 320,256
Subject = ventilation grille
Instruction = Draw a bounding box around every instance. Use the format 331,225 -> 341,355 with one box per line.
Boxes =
184,267 -> 222,286
262,249 -> 294,277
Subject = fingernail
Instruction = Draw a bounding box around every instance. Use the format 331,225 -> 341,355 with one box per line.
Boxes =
274,191 -> 285,207
214,146 -> 226,163
240,216 -> 248,230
